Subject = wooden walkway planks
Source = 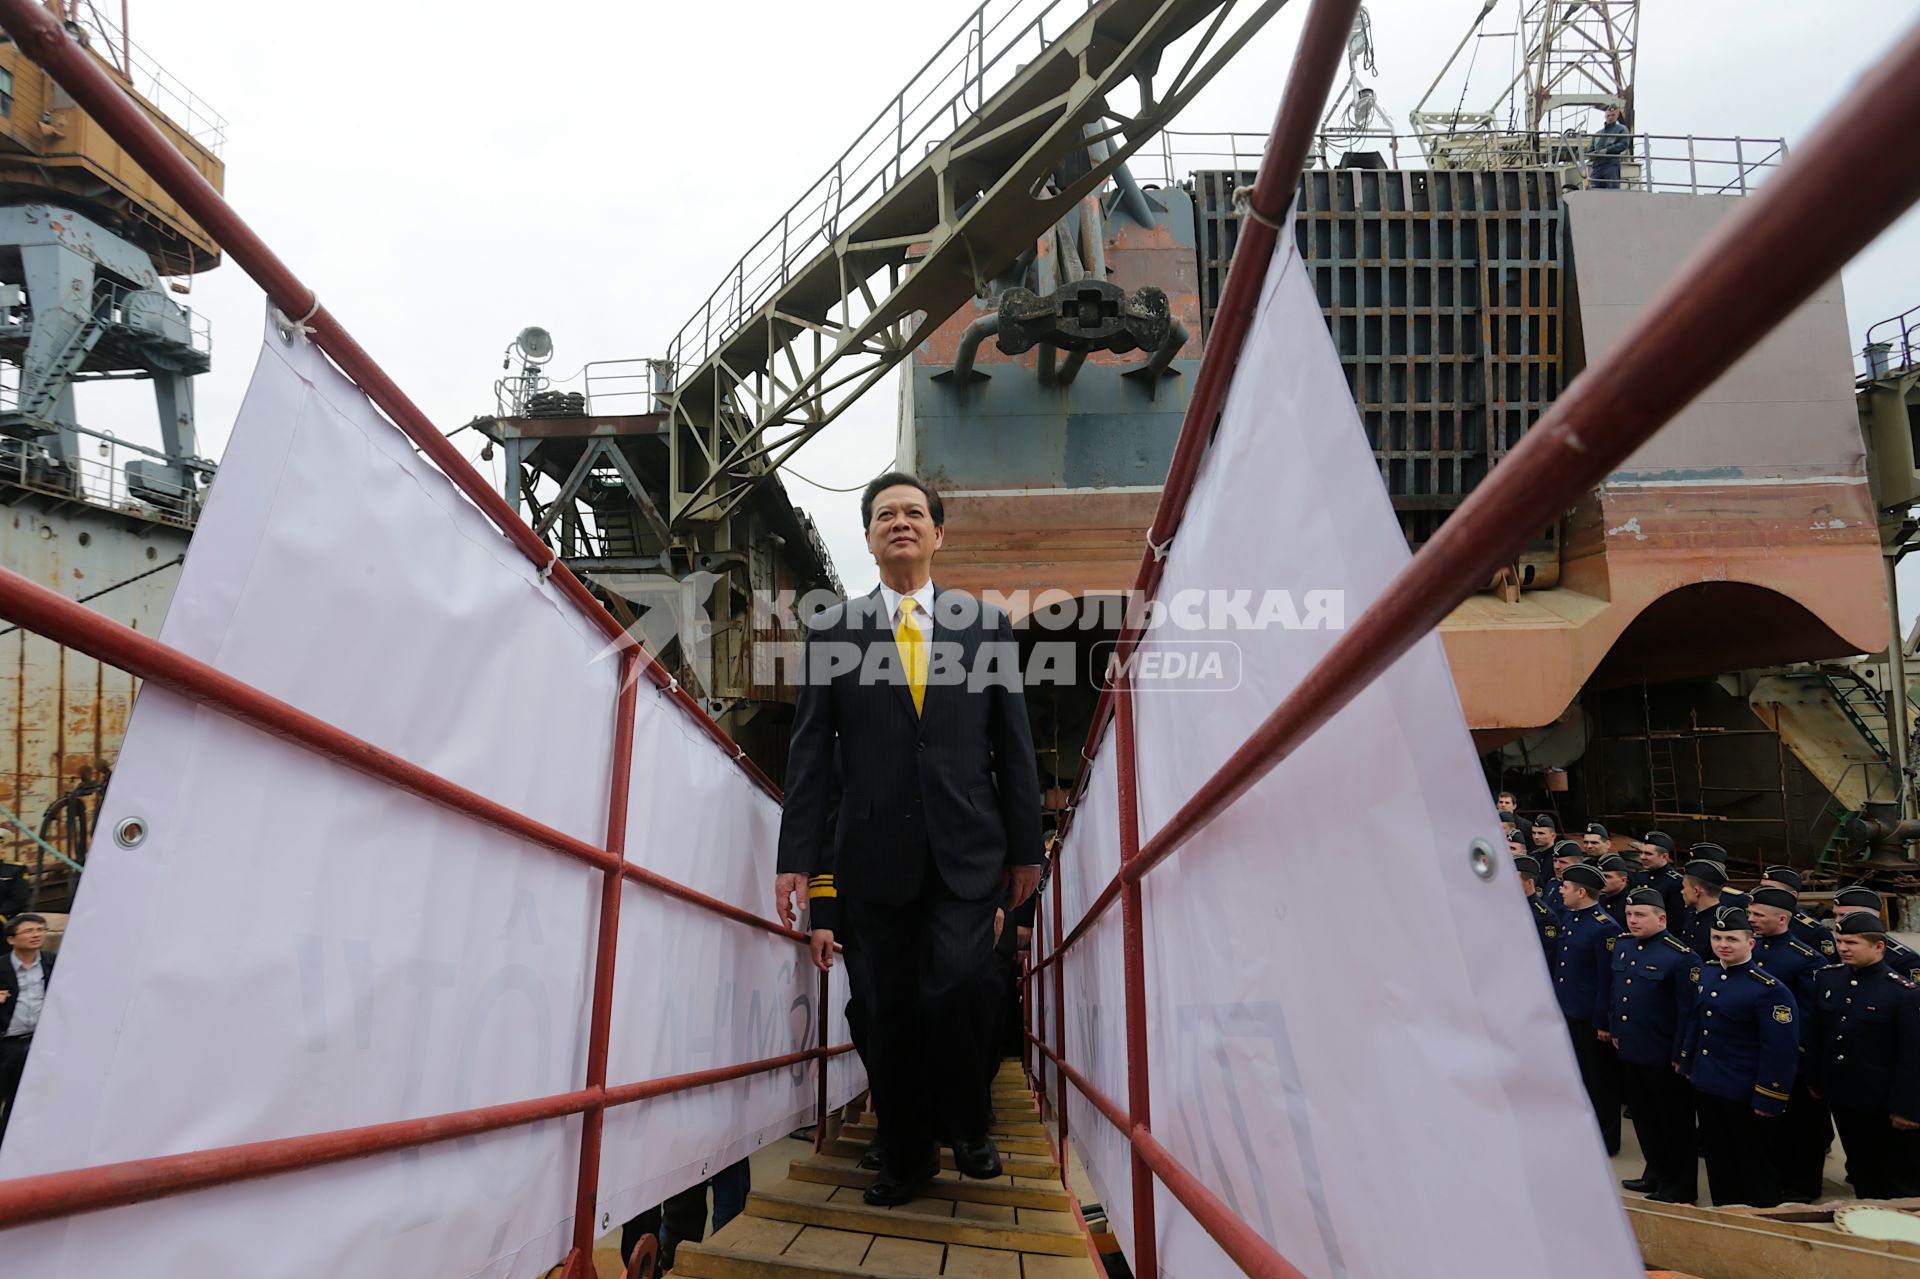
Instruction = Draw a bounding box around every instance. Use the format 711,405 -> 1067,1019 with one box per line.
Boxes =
674,1063 -> 1101,1278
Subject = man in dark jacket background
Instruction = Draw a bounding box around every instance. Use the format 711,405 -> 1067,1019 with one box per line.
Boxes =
0,912 -> 54,1145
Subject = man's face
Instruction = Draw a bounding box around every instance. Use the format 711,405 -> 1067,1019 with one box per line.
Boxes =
1836,934 -> 1884,968
865,484 -> 944,578
1640,846 -> 1669,871
1759,877 -> 1788,893
1710,929 -> 1753,966
1507,836 -> 1528,858
1559,881 -> 1591,910
1682,878 -> 1711,909
1519,873 -> 1537,898
1496,795 -> 1516,813
1605,107 -> 1619,124
1554,854 -> 1579,878
1625,905 -> 1664,939
1601,870 -> 1629,896
1833,904 -> 1873,924
7,921 -> 44,956
1748,904 -> 1791,938
1581,833 -> 1605,856
1531,826 -> 1555,848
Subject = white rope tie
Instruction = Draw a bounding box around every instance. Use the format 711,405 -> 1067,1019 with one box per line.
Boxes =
1148,533 -> 1174,562
538,552 -> 558,581
1232,185 -> 1286,231
275,295 -> 322,342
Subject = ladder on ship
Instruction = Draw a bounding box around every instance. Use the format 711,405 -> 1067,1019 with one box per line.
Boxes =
669,1063 -> 1097,1279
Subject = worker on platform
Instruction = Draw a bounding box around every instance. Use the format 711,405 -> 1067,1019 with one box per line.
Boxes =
1555,862 -> 1626,1154
1678,857 -> 1729,961
1637,832 -> 1685,920
1580,821 -> 1610,858
1514,854 -> 1558,968
1677,906 -> 1799,1208
1588,105 -> 1632,189
775,472 -> 1043,1206
1806,912 -> 1920,1198
1603,887 -> 1698,1203
1832,887 -> 1920,982
1758,866 -> 1837,959
0,912 -> 53,1146
1750,887 -> 1833,1201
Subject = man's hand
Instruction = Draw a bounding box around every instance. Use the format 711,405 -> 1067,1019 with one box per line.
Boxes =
1894,1114 -> 1920,1131
1596,1029 -> 1611,1044
775,873 -> 807,930
994,909 -> 1005,945
0,990 -> 9,1004
1005,863 -> 1042,909
809,929 -> 835,973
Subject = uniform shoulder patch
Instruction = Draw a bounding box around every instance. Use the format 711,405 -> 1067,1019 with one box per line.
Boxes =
1748,967 -> 1778,986
1662,935 -> 1691,953
1771,1004 -> 1793,1024
1689,966 -> 1702,984
1787,939 -> 1819,958
1545,926 -> 1558,938
1605,935 -> 1617,951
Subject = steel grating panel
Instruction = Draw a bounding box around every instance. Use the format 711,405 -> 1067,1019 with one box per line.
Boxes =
1195,167 -> 1565,547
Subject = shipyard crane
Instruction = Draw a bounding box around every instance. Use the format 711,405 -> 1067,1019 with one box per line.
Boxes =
1410,0 -> 1638,170
657,0 -> 1288,528
482,0 -> 1290,740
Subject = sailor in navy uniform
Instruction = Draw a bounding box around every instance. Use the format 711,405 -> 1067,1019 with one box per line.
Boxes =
1597,854 -> 1635,921
1759,866 -> 1837,961
1544,839 -> 1584,919
1750,886 -> 1833,1201
1678,857 -> 1730,961
1807,912 -> 1920,1198
1580,821 -> 1611,859
1637,832 -> 1685,919
1833,887 -> 1920,983
1678,905 -> 1800,1208
1529,812 -> 1560,856
1514,854 -> 1558,968
1602,887 -> 1699,1202
1556,862 -> 1627,1153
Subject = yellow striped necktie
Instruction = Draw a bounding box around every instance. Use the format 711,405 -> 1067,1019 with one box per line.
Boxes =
896,597 -> 927,715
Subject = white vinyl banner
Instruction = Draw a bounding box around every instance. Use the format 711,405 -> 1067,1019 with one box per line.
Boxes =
0,314 -> 861,1277
1039,230 -> 1643,1278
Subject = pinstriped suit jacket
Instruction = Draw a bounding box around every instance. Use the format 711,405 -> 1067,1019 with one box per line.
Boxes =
777,585 -> 1042,906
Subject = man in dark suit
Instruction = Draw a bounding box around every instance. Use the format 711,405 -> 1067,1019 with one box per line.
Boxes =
0,912 -> 54,1145
776,472 -> 1043,1206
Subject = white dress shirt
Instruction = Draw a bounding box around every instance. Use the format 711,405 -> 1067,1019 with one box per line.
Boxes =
7,951 -> 44,1037
878,579 -> 935,630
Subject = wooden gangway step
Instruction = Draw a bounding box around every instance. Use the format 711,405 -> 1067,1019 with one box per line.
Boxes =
673,1064 -> 1099,1278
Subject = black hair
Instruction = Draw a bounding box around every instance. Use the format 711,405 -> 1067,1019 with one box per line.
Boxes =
861,471 -> 944,529
6,913 -> 46,938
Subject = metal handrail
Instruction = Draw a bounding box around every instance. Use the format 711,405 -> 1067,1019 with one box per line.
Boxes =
1861,301 -> 1920,377
663,0 -> 1099,378
69,0 -> 228,153
1136,128 -> 1790,198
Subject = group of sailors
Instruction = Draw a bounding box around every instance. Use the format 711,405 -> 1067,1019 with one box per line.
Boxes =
1495,795 -> 1920,1207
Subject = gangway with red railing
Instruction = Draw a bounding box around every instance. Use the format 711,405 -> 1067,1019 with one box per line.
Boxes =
0,1 -> 1913,1277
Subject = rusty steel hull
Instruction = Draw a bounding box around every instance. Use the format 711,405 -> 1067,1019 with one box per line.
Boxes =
0,499 -> 186,898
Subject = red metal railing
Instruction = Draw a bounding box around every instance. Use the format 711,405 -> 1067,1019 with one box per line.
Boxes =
0,3 -> 846,1273
1024,4 -> 1920,1279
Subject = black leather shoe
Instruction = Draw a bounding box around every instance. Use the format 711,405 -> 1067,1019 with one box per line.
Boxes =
950,1135 -> 1003,1180
1620,1177 -> 1656,1193
856,1146 -> 884,1172
1645,1189 -> 1695,1205
864,1149 -> 939,1206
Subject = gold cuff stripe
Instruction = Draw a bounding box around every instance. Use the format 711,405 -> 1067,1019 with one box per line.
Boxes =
809,887 -> 838,900
1754,1085 -> 1789,1101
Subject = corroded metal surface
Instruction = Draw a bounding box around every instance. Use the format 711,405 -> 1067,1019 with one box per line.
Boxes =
0,502 -> 186,902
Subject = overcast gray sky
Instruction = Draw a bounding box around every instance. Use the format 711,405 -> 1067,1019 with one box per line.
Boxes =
82,0 -> 1920,616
